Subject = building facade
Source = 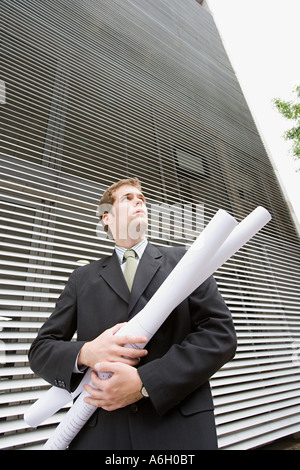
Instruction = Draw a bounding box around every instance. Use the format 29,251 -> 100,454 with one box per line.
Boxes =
1,0 -> 300,449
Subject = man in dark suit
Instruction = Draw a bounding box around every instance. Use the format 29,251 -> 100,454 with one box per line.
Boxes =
29,178 -> 237,450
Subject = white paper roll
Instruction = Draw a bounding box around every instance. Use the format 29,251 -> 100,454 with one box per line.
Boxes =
198,205 -> 272,283
24,387 -> 73,428
43,388 -> 97,450
26,208 -> 237,431
24,366 -> 92,428
43,209 -> 238,449
26,206 -> 271,450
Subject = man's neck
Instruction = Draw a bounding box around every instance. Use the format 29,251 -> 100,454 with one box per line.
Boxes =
115,236 -> 146,250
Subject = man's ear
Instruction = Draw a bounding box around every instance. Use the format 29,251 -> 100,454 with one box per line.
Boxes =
102,211 -> 113,228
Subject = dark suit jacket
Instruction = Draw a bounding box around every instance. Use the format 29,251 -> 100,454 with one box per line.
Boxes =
29,242 -> 237,450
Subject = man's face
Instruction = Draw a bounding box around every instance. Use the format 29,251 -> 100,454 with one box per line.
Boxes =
106,184 -> 148,242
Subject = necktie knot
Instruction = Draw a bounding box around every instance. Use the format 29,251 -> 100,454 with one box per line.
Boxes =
123,250 -> 137,291
123,250 -> 136,261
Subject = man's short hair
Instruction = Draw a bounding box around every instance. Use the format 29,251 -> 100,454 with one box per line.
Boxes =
97,177 -> 143,234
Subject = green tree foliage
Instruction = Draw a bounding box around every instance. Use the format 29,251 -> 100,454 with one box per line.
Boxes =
273,85 -> 300,160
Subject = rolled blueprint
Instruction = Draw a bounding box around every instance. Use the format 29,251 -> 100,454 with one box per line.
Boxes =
134,206 -> 272,336
25,208 -> 237,431
26,206 -> 271,450
27,208 -> 237,447
24,370 -> 92,429
24,387 -> 73,429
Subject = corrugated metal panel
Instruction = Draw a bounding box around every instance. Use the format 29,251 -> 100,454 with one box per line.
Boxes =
1,0 -> 300,450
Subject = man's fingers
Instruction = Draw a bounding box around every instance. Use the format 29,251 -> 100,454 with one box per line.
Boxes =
94,361 -> 117,373
116,335 -> 148,346
85,369 -> 112,391
120,344 -> 148,358
111,322 -> 127,335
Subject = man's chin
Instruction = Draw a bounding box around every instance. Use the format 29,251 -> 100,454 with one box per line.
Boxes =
128,218 -> 148,240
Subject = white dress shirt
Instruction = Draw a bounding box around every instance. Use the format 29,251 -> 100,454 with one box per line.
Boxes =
115,238 -> 148,270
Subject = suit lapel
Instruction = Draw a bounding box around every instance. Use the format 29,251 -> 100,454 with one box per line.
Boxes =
128,243 -> 163,317
98,251 -> 130,304
98,243 -> 163,316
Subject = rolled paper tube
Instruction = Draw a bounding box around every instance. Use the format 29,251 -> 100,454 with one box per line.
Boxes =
23,387 -> 73,429
25,208 -> 237,431
42,209 -> 238,449
26,208 -> 271,430
31,206 -> 271,450
24,369 -> 92,428
136,206 -> 272,335
97,207 -> 240,376
43,390 -> 97,450
195,205 -> 272,287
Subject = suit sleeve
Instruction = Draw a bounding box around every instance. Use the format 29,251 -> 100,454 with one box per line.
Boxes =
28,269 -> 85,392
138,275 -> 237,416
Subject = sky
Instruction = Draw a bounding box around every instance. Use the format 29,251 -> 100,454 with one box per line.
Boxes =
207,0 -> 300,231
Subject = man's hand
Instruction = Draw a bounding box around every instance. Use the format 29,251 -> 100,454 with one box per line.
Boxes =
83,362 -> 143,411
77,323 -> 148,369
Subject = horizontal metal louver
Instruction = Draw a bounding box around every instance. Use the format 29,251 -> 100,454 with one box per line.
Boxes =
1,0 -> 300,450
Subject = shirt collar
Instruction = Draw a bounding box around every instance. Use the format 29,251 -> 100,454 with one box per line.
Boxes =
114,238 -> 148,264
